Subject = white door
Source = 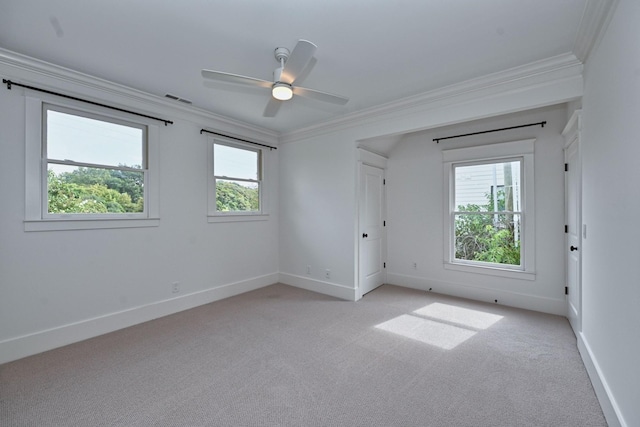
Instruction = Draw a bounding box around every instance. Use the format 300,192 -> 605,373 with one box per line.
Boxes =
359,164 -> 385,296
565,136 -> 582,334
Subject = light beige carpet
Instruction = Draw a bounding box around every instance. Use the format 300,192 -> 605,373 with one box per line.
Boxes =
0,284 -> 606,426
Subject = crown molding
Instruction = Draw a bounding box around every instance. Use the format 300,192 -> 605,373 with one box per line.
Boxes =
563,109 -> 583,138
573,0 -> 618,63
0,48 -> 279,144
279,53 -> 583,144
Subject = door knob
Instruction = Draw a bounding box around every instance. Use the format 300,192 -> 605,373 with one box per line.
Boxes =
570,246 -> 578,251
362,233 -> 368,238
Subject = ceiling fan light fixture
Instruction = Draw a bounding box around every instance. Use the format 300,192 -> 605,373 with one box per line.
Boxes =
272,82 -> 293,101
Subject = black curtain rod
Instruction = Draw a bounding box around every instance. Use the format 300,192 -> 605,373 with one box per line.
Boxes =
433,121 -> 546,143
3,79 -> 174,126
200,129 -> 277,150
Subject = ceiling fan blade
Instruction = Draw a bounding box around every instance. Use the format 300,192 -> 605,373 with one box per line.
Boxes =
292,56 -> 317,86
263,98 -> 282,117
280,40 -> 317,84
201,69 -> 272,89
293,86 -> 349,105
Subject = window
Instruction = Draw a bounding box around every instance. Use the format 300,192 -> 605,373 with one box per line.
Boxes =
25,98 -> 159,231
453,159 -> 522,266
443,140 -> 535,279
208,138 -> 267,221
45,105 -> 146,215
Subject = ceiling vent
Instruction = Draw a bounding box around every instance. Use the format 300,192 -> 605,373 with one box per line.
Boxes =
165,93 -> 192,105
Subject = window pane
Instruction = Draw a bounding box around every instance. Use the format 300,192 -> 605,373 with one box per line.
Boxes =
454,213 -> 521,266
215,179 -> 259,212
214,144 -> 258,180
454,161 -> 521,212
47,164 -> 144,214
47,109 -> 144,168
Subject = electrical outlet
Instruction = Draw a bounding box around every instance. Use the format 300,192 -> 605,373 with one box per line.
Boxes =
325,269 -> 331,279
412,262 -> 417,269
306,265 -> 311,275
172,282 -> 180,293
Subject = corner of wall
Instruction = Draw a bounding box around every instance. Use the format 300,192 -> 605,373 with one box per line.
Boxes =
279,273 -> 357,301
577,333 -> 626,427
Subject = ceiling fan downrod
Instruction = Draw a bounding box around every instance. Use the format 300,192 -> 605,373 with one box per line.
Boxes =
272,47 -> 293,100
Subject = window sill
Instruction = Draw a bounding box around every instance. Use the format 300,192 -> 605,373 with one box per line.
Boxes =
24,218 -> 160,232
444,262 -> 536,281
207,213 -> 269,223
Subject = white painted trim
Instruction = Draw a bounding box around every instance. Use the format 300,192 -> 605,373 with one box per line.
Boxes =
25,218 -> 160,232
573,0 -> 619,63
386,272 -> 566,316
443,262 -> 536,281
207,214 -> 269,223
206,135 -> 271,220
280,54 -> 583,144
146,124 -> 160,218
577,332 -> 626,427
562,109 -> 583,138
24,97 -> 42,221
442,139 -> 535,162
24,95 -> 162,231
279,273 -> 357,301
357,147 -> 388,169
0,273 -> 279,364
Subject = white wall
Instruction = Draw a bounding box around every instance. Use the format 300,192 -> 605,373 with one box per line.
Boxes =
385,105 -> 567,315
579,0 -> 640,425
278,134 -> 358,300
0,55 -> 280,363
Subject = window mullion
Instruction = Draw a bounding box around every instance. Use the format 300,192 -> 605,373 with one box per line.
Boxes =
47,159 -> 145,173
454,211 -> 522,215
213,175 -> 260,184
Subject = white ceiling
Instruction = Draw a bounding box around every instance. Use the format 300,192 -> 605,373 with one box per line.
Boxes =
0,0 -> 588,134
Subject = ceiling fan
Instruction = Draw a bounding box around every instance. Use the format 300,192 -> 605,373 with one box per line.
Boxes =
201,40 -> 349,117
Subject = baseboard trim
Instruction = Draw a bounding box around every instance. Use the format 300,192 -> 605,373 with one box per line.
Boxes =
0,273 -> 278,365
577,332 -> 626,427
386,272 -> 566,315
279,273 -> 357,301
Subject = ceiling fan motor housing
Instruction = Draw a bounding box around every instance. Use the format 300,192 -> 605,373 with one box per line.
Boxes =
274,47 -> 290,63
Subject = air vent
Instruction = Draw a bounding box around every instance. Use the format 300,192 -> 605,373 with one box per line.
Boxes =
165,94 -> 192,104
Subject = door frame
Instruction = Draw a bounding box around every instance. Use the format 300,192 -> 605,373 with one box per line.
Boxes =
563,109 -> 582,334
356,148 -> 388,300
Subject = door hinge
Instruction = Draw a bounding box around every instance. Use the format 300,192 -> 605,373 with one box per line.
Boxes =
564,163 -> 568,172
383,262 -> 386,268
565,225 -> 568,233
383,179 -> 386,185
383,220 -> 386,227
565,286 -> 569,295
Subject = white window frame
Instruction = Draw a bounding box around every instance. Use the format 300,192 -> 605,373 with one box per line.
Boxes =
207,137 -> 269,223
25,96 -> 160,231
443,139 -> 536,280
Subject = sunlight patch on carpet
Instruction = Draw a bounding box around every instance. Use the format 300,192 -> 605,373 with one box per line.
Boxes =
413,303 -> 503,330
375,314 -> 476,350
